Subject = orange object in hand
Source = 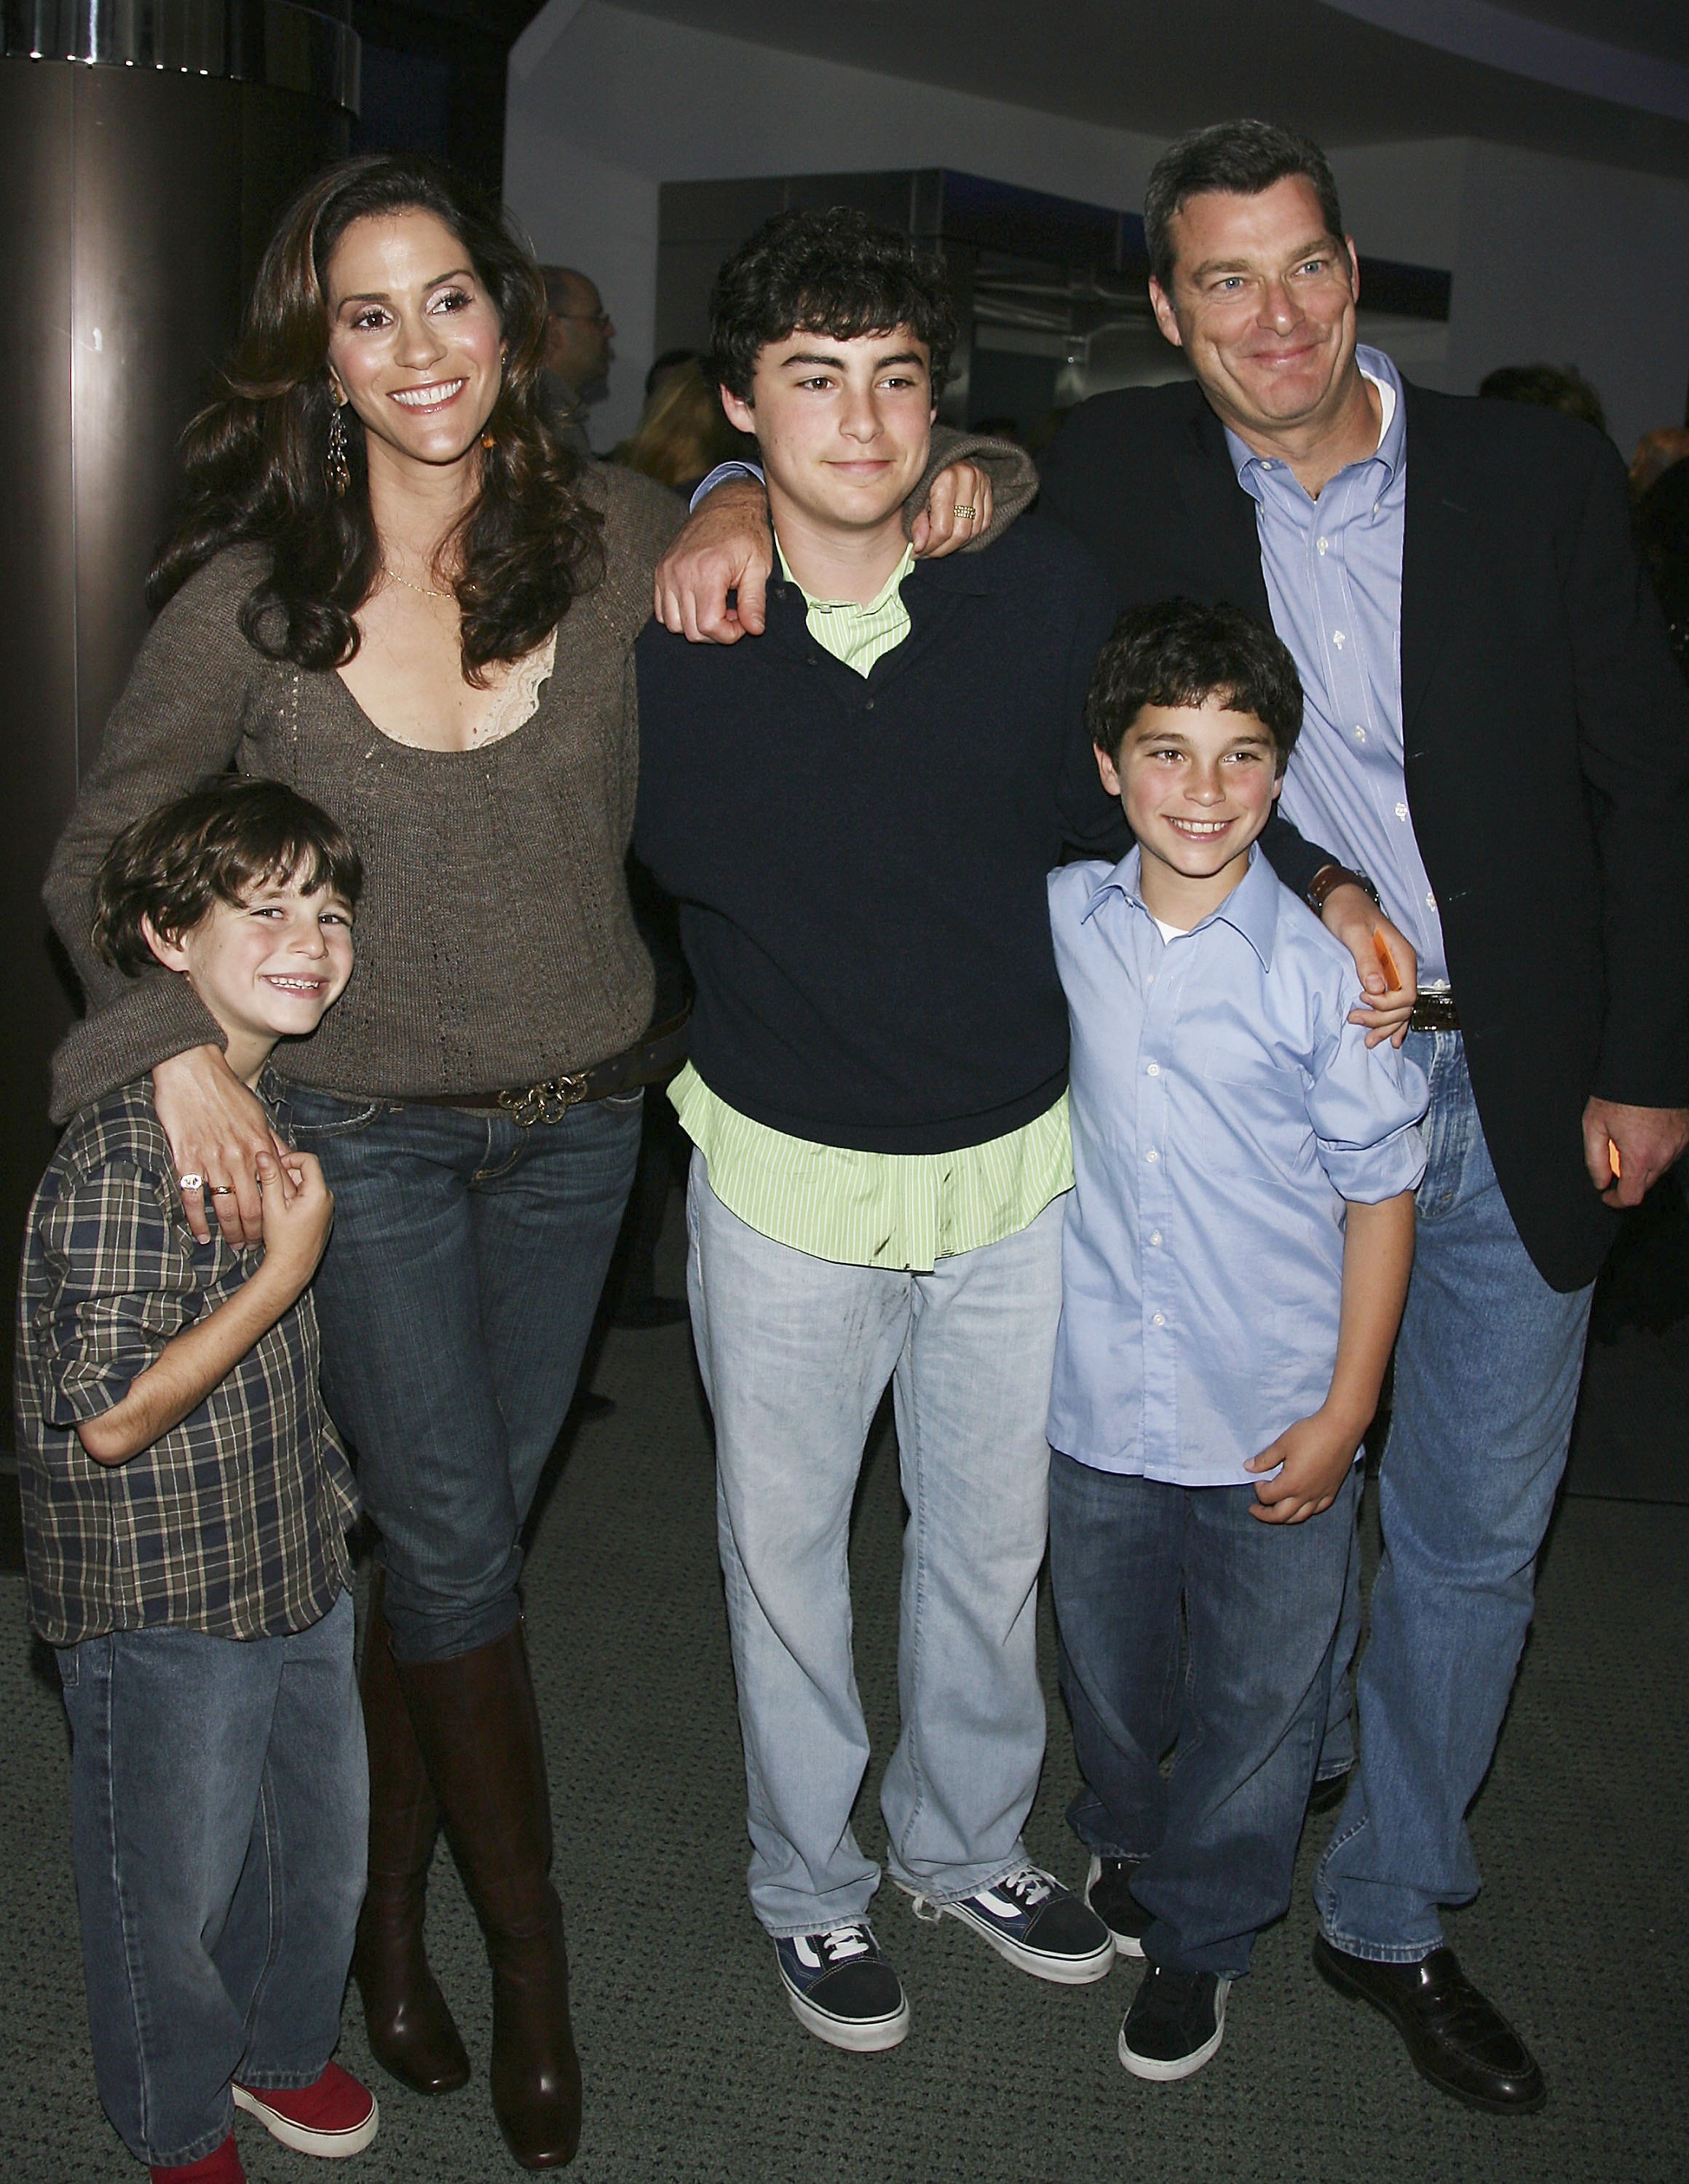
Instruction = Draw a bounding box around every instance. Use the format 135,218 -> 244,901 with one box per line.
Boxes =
1372,928 -> 1403,992
1609,1142 -> 1622,1182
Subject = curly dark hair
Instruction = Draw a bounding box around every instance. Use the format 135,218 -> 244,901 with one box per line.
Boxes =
709,207 -> 957,403
1086,598 -> 1305,772
1143,120 -> 1345,293
149,153 -> 604,684
92,778 -> 363,978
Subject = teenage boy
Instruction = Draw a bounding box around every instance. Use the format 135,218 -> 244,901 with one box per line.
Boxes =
15,779 -> 373,2184
634,207 -> 1133,2050
1047,599 -> 1426,2082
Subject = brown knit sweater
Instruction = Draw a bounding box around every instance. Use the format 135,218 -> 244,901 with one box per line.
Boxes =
47,438 -> 1037,1122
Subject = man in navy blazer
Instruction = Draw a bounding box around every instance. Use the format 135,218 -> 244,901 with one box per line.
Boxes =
1040,119 -> 1689,2115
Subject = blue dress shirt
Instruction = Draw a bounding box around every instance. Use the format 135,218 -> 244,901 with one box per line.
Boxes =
1228,345 -> 1449,990
1047,846 -> 1428,1487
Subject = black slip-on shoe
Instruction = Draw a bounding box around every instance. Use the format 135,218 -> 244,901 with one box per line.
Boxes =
774,1923 -> 910,2052
1313,1934 -> 1546,2113
1084,1853 -> 1150,1959
1118,1962 -> 1230,2081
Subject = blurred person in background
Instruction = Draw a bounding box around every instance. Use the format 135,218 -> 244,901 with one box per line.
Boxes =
645,347 -> 702,400
1478,361 -> 1606,435
1631,424 -> 1689,500
539,264 -> 615,457
619,357 -> 749,499
1637,452 -> 1689,676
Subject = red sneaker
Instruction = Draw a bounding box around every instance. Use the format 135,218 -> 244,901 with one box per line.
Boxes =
232,2062 -> 379,2158
149,2134 -> 246,2183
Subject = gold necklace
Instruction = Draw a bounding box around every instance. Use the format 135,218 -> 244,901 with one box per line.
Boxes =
383,563 -> 454,601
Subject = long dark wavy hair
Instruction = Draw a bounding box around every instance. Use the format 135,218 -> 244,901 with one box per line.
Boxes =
150,154 -> 604,681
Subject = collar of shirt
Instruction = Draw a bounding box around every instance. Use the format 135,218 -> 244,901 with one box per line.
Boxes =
772,531 -> 915,676
1225,344 -> 1405,502
1082,841 -> 1280,973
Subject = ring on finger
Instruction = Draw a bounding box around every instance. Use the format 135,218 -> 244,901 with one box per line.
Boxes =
178,1173 -> 205,1190
206,1184 -> 237,1196
953,502 -> 976,521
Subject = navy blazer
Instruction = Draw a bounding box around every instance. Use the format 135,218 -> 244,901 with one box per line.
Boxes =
1042,376 -> 1689,1291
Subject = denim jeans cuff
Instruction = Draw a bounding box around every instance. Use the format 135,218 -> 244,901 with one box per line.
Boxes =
887,1856 -> 1032,1909
137,2113 -> 235,2171
761,1902 -> 878,1942
233,2063 -> 333,2092
1317,1922 -> 1447,1966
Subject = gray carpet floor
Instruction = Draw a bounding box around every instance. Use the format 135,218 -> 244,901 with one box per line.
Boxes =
4,1208 -> 1687,2183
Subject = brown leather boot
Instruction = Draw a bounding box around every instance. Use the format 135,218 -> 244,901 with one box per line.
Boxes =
397,1623 -> 582,2171
352,1575 -> 472,2095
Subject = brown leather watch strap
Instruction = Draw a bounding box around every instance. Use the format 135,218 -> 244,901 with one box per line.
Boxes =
1305,863 -> 1381,914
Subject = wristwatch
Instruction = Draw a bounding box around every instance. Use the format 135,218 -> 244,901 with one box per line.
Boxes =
1305,863 -> 1381,914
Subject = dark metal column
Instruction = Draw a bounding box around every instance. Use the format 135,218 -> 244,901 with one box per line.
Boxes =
1,7 -> 357,1404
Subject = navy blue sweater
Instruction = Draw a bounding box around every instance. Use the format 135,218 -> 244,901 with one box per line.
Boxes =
634,516 -> 1126,1153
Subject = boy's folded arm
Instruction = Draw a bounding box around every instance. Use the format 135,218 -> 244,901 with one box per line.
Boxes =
74,1270 -> 292,1465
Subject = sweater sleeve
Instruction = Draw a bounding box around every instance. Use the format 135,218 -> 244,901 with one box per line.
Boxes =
917,427 -> 1040,551
44,553 -> 269,1120
582,463 -> 689,644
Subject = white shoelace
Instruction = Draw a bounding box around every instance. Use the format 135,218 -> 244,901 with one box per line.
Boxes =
992,1867 -> 1056,1912
806,1922 -> 874,1969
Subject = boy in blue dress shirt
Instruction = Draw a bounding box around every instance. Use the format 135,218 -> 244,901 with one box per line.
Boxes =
1046,598 -> 1428,2082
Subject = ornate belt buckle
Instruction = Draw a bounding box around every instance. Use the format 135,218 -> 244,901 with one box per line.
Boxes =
499,1072 -> 589,1127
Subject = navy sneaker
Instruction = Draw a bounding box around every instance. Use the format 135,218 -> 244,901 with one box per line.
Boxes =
1118,1962 -> 1230,2081
1085,1853 -> 1151,1959
773,1923 -> 911,2052
901,1865 -> 1115,1985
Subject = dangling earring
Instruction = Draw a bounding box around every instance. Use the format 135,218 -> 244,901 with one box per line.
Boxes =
481,347 -> 506,449
327,401 -> 349,496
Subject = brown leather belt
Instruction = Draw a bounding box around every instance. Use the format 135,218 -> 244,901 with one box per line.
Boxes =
1409,990 -> 1460,1034
412,1010 -> 691,1126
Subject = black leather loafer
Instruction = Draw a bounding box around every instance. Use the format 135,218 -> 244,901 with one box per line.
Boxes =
1312,1935 -> 1546,2113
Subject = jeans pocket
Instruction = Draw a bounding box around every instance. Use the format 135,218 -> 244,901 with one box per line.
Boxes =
280,1093 -> 384,1142
598,1087 -> 646,1112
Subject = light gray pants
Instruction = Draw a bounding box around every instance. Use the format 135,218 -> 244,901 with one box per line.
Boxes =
687,1155 -> 1064,1937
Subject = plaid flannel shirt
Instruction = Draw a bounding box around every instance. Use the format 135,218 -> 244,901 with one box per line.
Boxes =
14,1080 -> 357,1646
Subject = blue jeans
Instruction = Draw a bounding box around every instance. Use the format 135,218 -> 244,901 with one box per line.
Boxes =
57,1594 -> 365,2168
1316,1033 -> 1594,1961
276,1084 -> 642,1663
1051,1456 -> 1359,1979
687,1157 -> 1063,1937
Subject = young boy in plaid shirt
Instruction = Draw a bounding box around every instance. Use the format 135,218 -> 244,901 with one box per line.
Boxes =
15,779 -> 376,2183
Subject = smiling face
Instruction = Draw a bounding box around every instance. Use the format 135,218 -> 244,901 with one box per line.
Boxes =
323,207 -> 505,485
1148,174 -> 1361,448
144,871 -> 355,1087
719,328 -> 935,547
1100,697 -> 1283,922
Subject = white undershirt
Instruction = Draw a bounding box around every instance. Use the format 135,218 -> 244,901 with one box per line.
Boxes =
1152,917 -> 1188,944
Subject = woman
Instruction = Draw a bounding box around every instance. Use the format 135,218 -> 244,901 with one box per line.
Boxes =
46,154 -> 1008,2172
45,155 -> 684,2175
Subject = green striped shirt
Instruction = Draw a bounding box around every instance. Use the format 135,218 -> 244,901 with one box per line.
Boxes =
777,534 -> 914,677
673,531 -> 1072,1271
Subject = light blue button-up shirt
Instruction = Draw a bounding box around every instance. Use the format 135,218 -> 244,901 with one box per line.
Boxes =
1047,846 -> 1428,1487
1227,345 -> 1449,989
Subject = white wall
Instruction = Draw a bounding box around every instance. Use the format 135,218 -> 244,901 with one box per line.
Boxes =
506,1 -> 1689,455
506,1 -> 1169,446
